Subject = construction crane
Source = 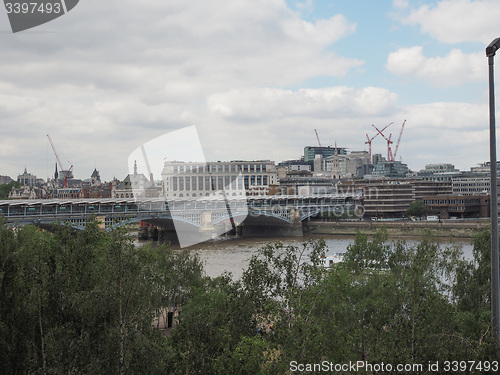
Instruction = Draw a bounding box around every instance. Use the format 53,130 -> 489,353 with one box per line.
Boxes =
372,120 -> 406,162
392,120 -> 406,161
314,129 -> 322,147
373,124 -> 394,161
365,122 -> 392,163
47,134 -> 73,188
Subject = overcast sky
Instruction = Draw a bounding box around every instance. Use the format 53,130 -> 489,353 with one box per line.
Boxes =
0,0 -> 499,181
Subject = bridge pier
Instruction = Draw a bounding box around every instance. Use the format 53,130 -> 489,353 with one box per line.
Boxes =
138,221 -> 149,240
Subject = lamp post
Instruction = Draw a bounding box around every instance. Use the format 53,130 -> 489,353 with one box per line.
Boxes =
486,37 -> 500,352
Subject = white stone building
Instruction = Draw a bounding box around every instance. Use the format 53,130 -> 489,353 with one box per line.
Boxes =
161,160 -> 278,199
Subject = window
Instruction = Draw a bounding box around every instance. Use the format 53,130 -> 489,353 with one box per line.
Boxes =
192,176 -> 197,190
179,177 -> 184,191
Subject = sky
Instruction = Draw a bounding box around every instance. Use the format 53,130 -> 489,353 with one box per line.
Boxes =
0,0 -> 499,182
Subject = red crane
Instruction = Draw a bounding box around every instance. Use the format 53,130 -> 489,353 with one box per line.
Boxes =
47,134 -> 73,188
314,129 -> 322,147
366,122 -> 392,163
393,120 -> 406,161
372,120 -> 406,162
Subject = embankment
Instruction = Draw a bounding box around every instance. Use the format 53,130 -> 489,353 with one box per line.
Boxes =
304,220 -> 490,239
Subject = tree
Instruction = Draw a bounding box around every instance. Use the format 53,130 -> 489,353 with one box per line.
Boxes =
0,181 -> 20,199
406,200 -> 429,217
0,221 -> 204,375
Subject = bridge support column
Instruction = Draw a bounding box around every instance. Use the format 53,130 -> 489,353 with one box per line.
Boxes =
138,221 -> 149,241
200,212 -> 214,232
148,225 -> 158,241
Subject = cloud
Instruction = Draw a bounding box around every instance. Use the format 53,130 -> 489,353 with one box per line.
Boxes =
0,0 -> 363,180
402,0 -> 500,44
207,86 -> 399,120
386,46 -> 484,87
393,0 -> 409,9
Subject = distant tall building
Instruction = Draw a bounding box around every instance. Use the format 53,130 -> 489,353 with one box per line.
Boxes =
17,168 -> 40,186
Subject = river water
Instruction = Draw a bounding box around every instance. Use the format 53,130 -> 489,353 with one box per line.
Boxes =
154,234 -> 475,280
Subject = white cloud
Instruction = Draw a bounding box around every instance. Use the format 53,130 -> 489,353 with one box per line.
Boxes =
393,0 -> 409,9
0,0 -> 364,180
207,86 -> 399,120
386,46 -> 484,87
402,0 -> 500,44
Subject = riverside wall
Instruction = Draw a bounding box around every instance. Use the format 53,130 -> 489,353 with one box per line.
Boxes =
303,220 -> 491,239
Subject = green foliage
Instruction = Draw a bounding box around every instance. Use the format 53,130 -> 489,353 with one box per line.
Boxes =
0,181 -> 20,199
1,221 -> 497,373
0,221 -> 203,375
406,200 -> 429,217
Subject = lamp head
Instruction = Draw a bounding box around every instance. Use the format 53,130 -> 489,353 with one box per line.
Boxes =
486,37 -> 500,57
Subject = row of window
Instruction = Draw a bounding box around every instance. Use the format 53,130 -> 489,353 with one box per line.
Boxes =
169,175 -> 268,191
424,199 -> 481,205
172,164 -> 268,174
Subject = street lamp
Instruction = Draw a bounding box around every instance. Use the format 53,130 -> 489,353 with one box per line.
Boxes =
486,37 -> 500,353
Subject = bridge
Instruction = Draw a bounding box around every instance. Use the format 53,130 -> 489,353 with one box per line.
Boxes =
0,194 -> 361,242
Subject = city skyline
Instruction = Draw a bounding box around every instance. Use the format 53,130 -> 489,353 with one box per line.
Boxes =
0,0 -> 499,181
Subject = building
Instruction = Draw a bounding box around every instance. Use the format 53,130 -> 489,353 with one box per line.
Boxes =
304,146 -> 347,166
161,160 -> 278,198
423,194 -> 489,219
323,151 -> 372,179
53,188 -> 81,199
371,160 -> 409,178
17,168 -> 41,186
9,185 -> 48,199
90,168 -> 102,187
338,178 -> 452,218
113,161 -> 155,199
452,173 -> 490,195
417,163 -> 461,182
278,176 -> 337,195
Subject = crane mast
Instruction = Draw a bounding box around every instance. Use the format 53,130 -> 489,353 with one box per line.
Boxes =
47,134 -> 73,188
314,129 -> 322,147
393,120 -> 406,161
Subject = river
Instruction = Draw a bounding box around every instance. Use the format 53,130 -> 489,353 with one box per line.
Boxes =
144,234 -> 475,280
